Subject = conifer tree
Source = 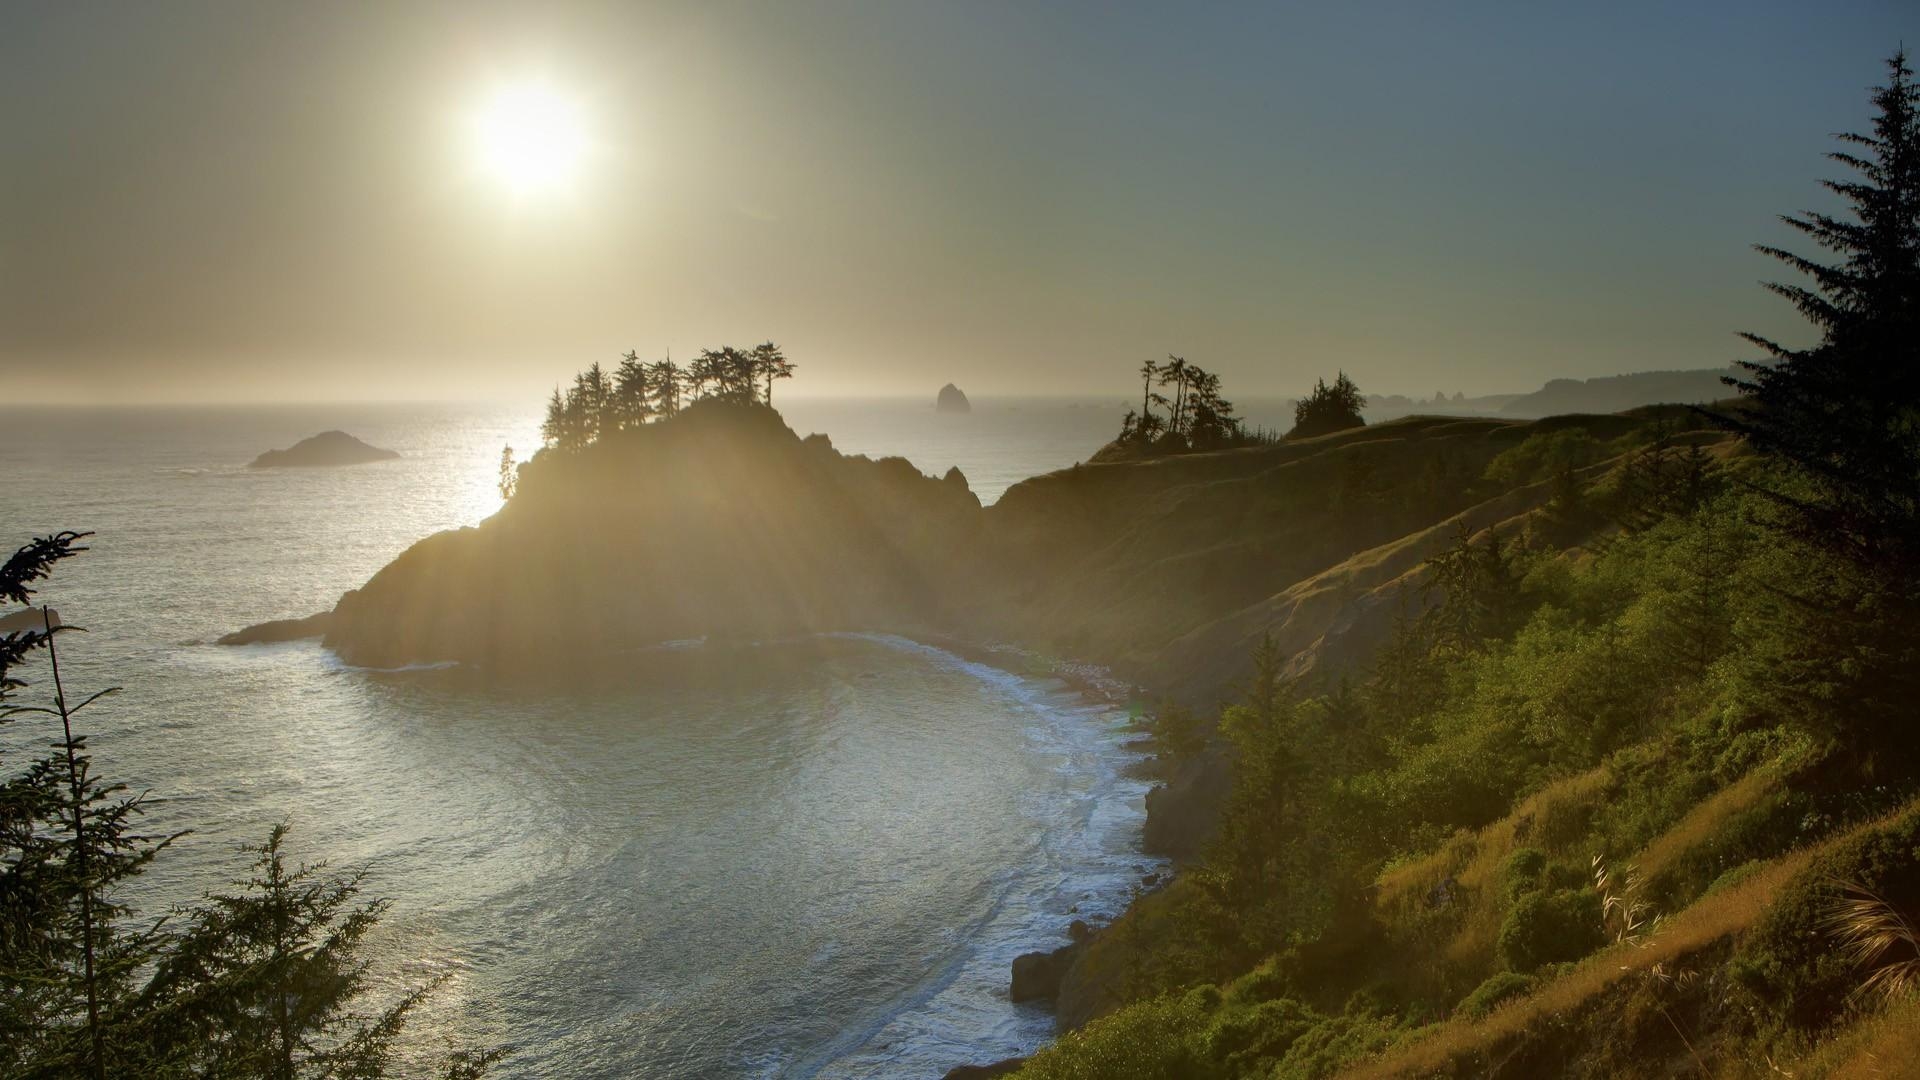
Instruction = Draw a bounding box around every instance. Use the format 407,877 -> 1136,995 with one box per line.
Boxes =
752,341 -> 795,405
1727,50 -> 1920,568
685,351 -> 718,400
2,537 -> 505,1078
1158,357 -> 1191,441
647,357 -> 683,417
1287,372 -> 1366,440
612,351 -> 654,430
497,446 -> 517,502
145,826 -> 507,1079
1137,358 -> 1161,440
539,389 -> 567,450
0,533 -> 177,1080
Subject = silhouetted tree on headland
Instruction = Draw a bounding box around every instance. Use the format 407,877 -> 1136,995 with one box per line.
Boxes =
648,355 -> 684,418
612,351 -> 654,430
753,341 -> 795,404
540,342 -> 794,452
1114,354 -> 1252,454
1287,372 -> 1366,440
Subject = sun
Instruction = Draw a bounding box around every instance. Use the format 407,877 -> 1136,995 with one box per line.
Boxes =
469,81 -> 587,195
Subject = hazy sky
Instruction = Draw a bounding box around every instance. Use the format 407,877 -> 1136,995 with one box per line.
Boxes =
4,2 -> 1918,404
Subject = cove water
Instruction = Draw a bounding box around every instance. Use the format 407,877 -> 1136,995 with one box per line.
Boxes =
0,399 -> 1163,1078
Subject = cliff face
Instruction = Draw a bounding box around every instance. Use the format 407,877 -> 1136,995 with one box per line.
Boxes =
324,401 -> 981,668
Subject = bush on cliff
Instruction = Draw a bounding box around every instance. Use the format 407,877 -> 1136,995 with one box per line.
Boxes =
1496,887 -> 1605,973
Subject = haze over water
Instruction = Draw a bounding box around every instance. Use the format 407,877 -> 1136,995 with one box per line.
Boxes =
0,399 -> 1162,1078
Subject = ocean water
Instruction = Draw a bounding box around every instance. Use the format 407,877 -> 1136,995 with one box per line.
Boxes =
0,399 -> 1164,1078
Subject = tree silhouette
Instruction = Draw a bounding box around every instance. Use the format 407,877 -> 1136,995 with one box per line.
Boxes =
539,389 -> 567,450
685,351 -> 718,401
1159,356 -> 1191,440
0,536 -> 175,1079
647,356 -> 683,417
1137,358 -> 1161,440
1288,372 -> 1366,440
536,343 -> 799,452
753,341 -> 795,404
1111,354 -> 1244,452
612,351 -> 654,430
1724,49 -> 1920,569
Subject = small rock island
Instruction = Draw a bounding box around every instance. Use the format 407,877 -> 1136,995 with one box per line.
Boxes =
935,383 -> 971,413
249,431 -> 399,469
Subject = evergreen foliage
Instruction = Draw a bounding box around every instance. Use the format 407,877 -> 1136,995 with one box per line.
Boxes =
1287,372 -> 1366,440
1113,356 -> 1255,454
540,342 -> 792,451
1726,50 -> 1920,572
0,535 -> 503,1079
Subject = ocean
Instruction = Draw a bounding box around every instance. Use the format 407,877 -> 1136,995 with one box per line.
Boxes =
0,397 -> 1166,1079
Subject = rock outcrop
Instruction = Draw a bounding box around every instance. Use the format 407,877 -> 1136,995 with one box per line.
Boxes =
1010,919 -> 1093,1003
218,610 -> 333,645
250,431 -> 399,468
936,383 -> 972,413
941,1059 -> 1025,1080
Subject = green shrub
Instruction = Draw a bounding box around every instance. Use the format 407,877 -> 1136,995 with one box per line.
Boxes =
1502,848 -> 1548,901
1202,997 -> 1318,1074
1016,993 -> 1215,1080
1483,429 -> 1605,489
1497,887 -> 1605,972
1703,860 -> 1765,896
1223,955 -> 1294,1006
1458,971 -> 1535,1018
1727,806 -> 1920,1040
1272,1011 -> 1408,1079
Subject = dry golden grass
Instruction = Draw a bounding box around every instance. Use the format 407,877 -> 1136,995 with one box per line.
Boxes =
1634,767 -> 1777,889
1344,851 -> 1816,1079
1786,995 -> 1920,1079
1377,765 -> 1615,910
1825,884 -> 1920,1006
1341,800 -> 1920,1080
1374,765 -> 1616,987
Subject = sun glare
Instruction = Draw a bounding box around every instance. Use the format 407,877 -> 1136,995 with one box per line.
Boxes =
470,81 -> 587,195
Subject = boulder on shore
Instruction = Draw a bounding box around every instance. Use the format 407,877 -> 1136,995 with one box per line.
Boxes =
942,1059 -> 1025,1079
250,431 -> 399,468
936,383 -> 972,413
1010,937 -> 1083,1003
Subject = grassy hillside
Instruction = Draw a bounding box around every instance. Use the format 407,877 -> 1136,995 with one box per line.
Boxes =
993,424 -> 1920,1079
974,410 -> 1707,706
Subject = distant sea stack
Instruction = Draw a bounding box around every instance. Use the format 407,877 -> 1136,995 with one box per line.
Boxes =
935,384 -> 971,413
250,431 -> 399,468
